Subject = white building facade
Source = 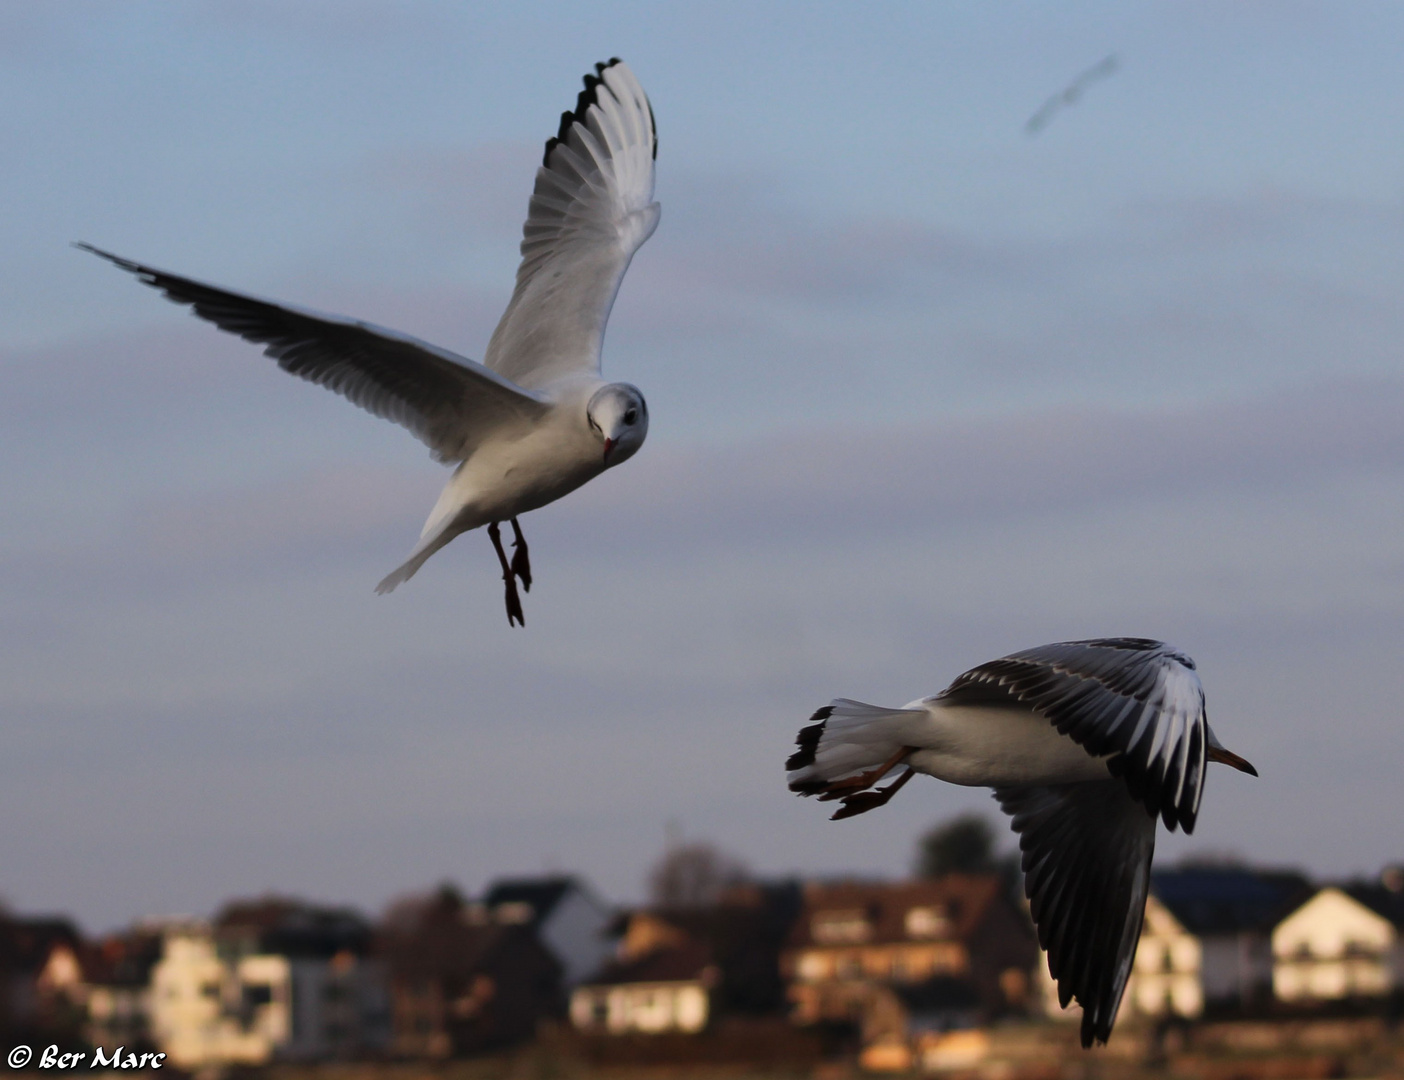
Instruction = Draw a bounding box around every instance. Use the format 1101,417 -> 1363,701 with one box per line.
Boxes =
1122,895 -> 1204,1019
149,927 -> 287,1068
148,922 -> 388,1068
570,979 -> 710,1034
1273,887 -> 1402,1003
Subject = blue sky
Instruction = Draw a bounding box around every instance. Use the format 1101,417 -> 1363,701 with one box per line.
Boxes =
3,1 -> 1404,931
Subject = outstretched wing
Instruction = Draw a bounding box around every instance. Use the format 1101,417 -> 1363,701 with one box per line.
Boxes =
484,59 -> 659,391
78,244 -> 549,464
940,638 -> 1207,832
994,781 -> 1155,1047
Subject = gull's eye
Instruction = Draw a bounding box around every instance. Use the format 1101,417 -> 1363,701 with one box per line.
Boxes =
624,409 -> 638,425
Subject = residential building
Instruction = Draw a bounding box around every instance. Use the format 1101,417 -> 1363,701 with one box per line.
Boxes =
1274,873 -> 1404,1005
81,928 -> 162,1050
570,881 -> 801,1036
570,921 -> 715,1035
1121,893 -> 1204,1020
149,922 -> 272,1068
481,876 -> 613,987
1123,867 -> 1312,1019
380,884 -> 562,1057
0,914 -> 85,1041
149,899 -> 388,1068
781,875 -> 1037,1056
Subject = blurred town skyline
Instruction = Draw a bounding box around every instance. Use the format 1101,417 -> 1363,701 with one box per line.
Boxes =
5,826 -> 1402,1074
3,2 -> 1404,933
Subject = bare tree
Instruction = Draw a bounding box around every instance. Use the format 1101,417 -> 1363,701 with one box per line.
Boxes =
648,841 -> 750,908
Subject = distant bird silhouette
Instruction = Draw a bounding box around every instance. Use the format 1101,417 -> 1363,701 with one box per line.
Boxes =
1025,54 -> 1118,136
787,637 -> 1257,1047
79,59 -> 660,627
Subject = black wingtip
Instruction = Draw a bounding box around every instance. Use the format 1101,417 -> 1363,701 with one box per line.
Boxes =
541,58 -> 655,167
542,61 -> 614,168
74,240 -> 113,262
74,242 -> 139,275
784,705 -> 833,773
1080,1011 -> 1112,1048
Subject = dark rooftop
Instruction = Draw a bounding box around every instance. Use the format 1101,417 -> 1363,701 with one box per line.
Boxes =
214,896 -> 372,959
1151,868 -> 1312,934
1343,881 -> 1404,929
482,876 -> 580,923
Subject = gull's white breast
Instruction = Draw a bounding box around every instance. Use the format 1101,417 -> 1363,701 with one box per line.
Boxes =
433,386 -> 605,532
905,700 -> 1112,788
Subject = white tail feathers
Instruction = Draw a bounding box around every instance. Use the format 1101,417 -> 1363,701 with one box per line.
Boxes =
374,526 -> 459,595
786,699 -> 928,794
374,556 -> 424,595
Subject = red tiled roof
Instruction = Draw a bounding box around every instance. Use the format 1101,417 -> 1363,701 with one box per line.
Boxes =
584,939 -> 715,987
785,875 -> 1004,949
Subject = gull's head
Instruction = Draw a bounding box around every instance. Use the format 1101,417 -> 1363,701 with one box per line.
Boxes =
587,383 -> 648,466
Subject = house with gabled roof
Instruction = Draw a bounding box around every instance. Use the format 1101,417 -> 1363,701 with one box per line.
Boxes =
570,918 -> 716,1035
781,875 -> 1036,1058
481,876 -> 612,987
1273,870 -> 1404,1005
1121,866 -> 1312,1020
0,913 -> 85,1041
570,882 -> 800,1036
1121,893 -> 1204,1020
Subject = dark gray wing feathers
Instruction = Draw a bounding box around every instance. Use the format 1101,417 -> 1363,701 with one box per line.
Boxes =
77,243 -> 547,463
942,638 -> 1208,832
994,781 -> 1156,1047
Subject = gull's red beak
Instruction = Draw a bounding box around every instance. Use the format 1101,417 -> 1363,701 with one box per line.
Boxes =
603,437 -> 614,462
1207,744 -> 1259,776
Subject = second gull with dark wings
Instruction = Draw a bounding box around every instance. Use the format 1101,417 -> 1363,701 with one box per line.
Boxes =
786,636 -> 1257,1047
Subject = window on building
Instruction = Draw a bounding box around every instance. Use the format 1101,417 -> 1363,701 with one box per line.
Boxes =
813,910 -> 872,944
999,967 -> 1028,1006
494,902 -> 534,925
904,906 -> 950,939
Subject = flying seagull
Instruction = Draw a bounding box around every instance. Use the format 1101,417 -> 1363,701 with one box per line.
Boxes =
785,637 -> 1257,1047
1025,53 -> 1118,136
78,58 -> 659,627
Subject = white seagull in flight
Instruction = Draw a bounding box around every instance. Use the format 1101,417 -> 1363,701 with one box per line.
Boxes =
786,637 -> 1257,1047
79,58 -> 659,626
